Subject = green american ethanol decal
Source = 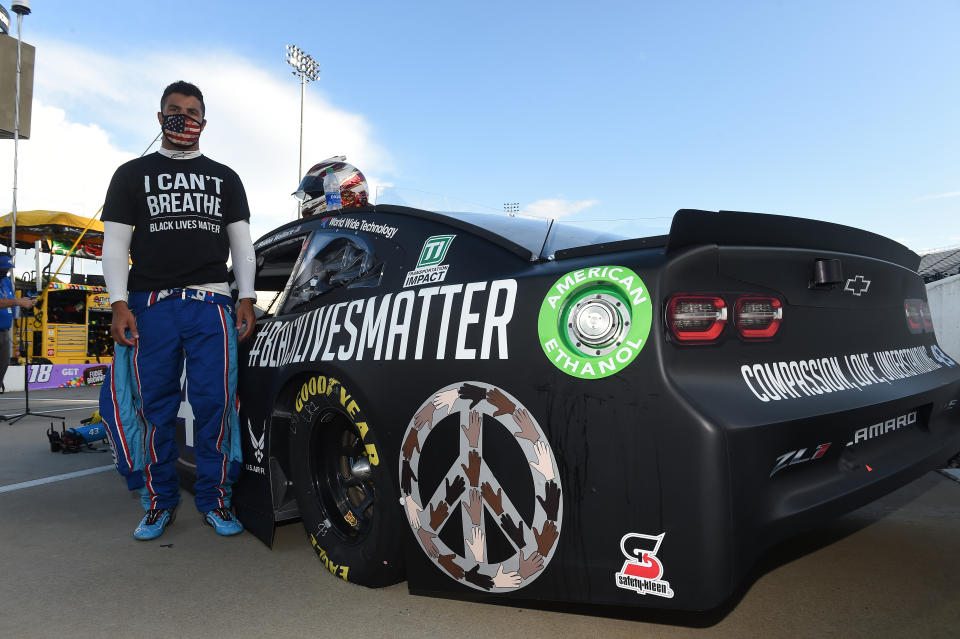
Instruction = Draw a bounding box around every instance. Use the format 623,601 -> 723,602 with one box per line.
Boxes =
538,266 -> 652,379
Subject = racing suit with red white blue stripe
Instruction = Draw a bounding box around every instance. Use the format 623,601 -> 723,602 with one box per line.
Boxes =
101,288 -> 242,511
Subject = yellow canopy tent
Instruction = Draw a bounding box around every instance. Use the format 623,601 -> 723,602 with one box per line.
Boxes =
0,210 -> 104,259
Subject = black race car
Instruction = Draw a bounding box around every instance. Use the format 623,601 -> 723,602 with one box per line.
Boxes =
222,205 -> 959,611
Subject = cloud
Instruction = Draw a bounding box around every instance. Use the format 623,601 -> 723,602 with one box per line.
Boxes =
521,198 -> 599,219
916,190 -> 960,201
1,39 -> 391,241
0,103 -> 133,219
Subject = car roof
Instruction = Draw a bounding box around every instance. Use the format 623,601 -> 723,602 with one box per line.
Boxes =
254,205 -> 668,262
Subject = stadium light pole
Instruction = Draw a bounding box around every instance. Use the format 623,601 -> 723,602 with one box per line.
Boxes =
285,44 -> 320,217
8,0 -> 32,263
504,202 -> 519,217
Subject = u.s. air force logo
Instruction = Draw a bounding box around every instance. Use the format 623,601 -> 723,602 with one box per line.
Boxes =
398,381 -> 562,592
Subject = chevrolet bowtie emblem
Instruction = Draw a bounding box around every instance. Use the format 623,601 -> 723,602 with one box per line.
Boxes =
844,275 -> 871,296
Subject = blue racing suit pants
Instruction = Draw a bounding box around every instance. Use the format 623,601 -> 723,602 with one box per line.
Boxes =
101,289 -> 242,513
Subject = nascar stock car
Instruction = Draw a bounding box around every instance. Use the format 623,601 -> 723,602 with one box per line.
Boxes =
184,197 -> 960,611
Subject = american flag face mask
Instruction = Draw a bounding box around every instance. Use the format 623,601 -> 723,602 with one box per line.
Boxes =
161,113 -> 203,148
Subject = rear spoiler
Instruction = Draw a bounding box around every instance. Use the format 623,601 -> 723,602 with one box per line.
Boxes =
666,209 -> 921,272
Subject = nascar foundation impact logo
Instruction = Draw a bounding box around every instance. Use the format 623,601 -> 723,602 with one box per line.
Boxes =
404,234 -> 455,288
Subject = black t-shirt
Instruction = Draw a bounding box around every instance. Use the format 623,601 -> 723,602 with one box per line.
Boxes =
102,152 -> 250,291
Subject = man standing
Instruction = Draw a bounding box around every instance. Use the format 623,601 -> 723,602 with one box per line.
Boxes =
0,254 -> 36,392
100,81 -> 256,540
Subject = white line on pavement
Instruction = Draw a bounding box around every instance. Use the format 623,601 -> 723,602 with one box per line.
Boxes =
0,398 -> 100,403
0,465 -> 115,494
2,406 -> 97,418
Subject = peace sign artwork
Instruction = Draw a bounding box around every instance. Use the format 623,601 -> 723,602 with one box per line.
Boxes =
399,381 -> 563,592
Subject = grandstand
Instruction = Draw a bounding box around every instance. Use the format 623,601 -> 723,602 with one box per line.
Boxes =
919,245 -> 960,283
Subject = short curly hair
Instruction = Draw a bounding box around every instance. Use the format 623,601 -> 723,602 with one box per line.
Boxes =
160,81 -> 205,116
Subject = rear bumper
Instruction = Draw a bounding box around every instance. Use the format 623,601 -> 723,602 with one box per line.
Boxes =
720,379 -> 960,606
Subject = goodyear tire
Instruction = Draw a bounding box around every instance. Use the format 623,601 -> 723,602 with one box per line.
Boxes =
288,374 -> 404,587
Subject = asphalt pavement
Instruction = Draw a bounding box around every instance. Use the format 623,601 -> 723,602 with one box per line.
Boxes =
1,386 -> 958,639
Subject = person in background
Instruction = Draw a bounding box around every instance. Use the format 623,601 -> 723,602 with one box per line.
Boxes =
0,254 -> 37,392
100,81 -> 256,540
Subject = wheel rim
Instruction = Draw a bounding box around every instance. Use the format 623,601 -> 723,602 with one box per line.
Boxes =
308,409 -> 376,542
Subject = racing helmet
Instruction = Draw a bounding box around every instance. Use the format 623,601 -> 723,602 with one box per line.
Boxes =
293,155 -> 369,217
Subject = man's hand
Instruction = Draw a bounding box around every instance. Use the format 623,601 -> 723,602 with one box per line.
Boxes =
236,298 -> 255,341
14,297 -> 36,310
110,301 -> 138,346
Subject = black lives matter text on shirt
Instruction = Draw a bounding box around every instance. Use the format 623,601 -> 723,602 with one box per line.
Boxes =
102,153 -> 251,292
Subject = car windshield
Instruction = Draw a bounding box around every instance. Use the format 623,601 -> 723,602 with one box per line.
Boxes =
277,231 -> 382,314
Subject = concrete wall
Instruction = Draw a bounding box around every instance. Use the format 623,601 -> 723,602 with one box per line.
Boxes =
927,273 -> 960,361
2,366 -> 27,392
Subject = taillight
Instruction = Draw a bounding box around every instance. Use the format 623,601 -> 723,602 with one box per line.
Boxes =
735,296 -> 783,339
920,303 -> 934,332
905,299 -> 934,334
667,295 -> 727,343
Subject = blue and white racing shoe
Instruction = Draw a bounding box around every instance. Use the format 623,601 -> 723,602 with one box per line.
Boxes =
202,507 -> 243,536
133,508 -> 176,540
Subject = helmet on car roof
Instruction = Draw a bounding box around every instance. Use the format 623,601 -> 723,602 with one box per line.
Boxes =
292,156 -> 369,217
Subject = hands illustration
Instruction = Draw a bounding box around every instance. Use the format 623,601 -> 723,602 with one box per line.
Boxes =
462,489 -> 482,526
432,389 -> 459,414
512,408 -> 540,444
400,460 -> 417,495
461,450 -> 481,487
444,475 -> 466,505
500,513 -> 525,549
517,550 -> 544,579
534,520 -> 558,557
481,481 -> 503,515
402,429 -> 420,461
413,403 -> 436,430
486,387 -> 516,417
429,501 -> 449,530
438,553 -> 464,580
417,527 -> 439,558
466,526 -> 485,562
461,410 -> 481,448
463,565 -> 493,590
529,441 -> 555,481
403,495 -> 423,529
493,564 -> 522,588
458,383 -> 487,409
537,480 -> 561,521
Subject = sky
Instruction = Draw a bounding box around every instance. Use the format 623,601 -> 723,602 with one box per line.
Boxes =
1,0 -> 959,255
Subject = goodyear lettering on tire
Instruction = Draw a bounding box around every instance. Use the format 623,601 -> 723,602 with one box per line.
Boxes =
294,375 -> 378,465
309,534 -> 351,581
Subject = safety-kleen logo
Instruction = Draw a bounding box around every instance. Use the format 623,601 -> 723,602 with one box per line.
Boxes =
614,532 -> 674,598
